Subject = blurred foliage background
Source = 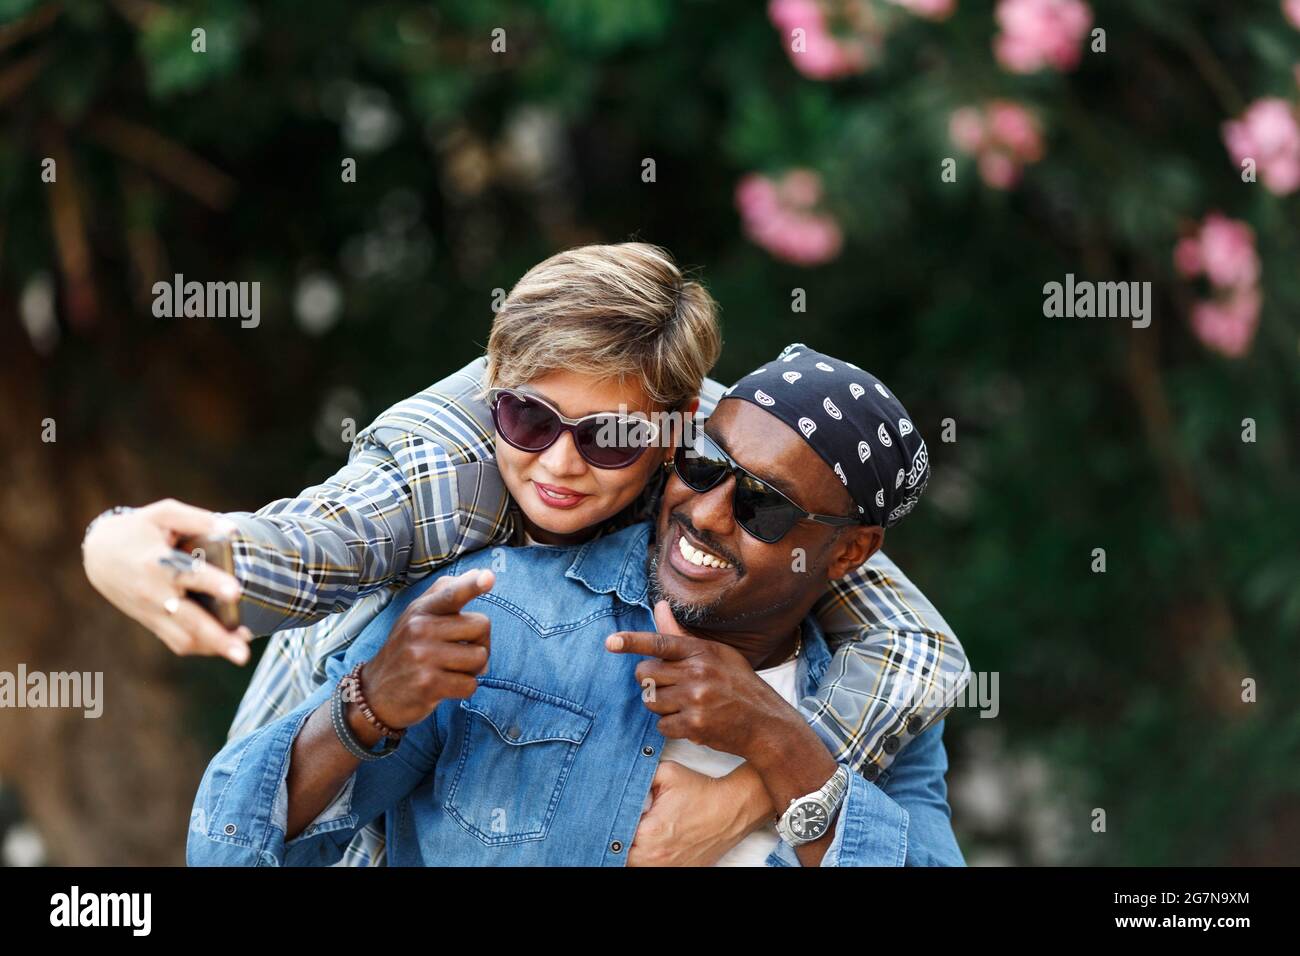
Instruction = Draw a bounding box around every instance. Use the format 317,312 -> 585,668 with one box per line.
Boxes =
0,0 -> 1297,865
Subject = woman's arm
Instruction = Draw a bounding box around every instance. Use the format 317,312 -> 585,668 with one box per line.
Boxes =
224,429 -> 502,635
807,549 -> 970,775
83,357 -> 510,653
224,357 -> 505,635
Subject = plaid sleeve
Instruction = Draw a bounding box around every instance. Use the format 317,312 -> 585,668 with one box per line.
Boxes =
224,438 -> 444,635
226,435 -> 510,636
223,358 -> 508,636
804,551 -> 970,777
223,357 -> 512,741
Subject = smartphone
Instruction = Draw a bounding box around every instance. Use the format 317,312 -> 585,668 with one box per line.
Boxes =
178,534 -> 241,631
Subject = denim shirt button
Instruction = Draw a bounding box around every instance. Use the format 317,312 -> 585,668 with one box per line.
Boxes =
506,725 -> 522,740
642,746 -> 655,757
610,841 -> 623,853
223,823 -> 237,835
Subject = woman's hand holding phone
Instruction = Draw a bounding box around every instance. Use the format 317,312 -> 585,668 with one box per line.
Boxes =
82,498 -> 254,664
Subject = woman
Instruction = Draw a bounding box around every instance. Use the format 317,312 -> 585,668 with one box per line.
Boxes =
83,242 -> 968,865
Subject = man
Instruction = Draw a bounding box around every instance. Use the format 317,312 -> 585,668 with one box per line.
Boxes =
188,345 -> 963,866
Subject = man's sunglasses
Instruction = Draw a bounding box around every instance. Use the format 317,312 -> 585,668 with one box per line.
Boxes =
488,388 -> 660,470
672,431 -> 862,544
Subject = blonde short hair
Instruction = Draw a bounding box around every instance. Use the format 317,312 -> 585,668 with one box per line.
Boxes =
485,243 -> 721,410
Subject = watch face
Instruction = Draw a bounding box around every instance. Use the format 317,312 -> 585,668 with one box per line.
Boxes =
788,799 -> 830,841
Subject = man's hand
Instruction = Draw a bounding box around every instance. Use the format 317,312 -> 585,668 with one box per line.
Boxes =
82,499 -> 253,664
359,569 -> 494,731
605,601 -> 802,759
628,760 -> 775,866
284,568 -> 493,838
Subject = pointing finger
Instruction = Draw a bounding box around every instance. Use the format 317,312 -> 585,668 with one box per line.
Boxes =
418,569 -> 495,615
605,630 -> 694,661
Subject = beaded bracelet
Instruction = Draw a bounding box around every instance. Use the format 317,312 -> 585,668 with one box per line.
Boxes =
341,663 -> 404,742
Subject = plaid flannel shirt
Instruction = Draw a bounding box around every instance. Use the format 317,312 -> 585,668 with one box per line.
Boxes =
223,357 -> 970,866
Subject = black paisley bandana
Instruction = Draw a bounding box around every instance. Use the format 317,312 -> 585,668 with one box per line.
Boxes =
720,343 -> 930,528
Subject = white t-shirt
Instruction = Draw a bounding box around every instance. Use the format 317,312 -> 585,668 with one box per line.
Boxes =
638,655 -> 801,866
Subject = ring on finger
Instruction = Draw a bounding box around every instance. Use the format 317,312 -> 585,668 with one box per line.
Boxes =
164,596 -> 182,615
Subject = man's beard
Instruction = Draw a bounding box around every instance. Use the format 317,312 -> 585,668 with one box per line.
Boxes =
645,544 -> 724,627
644,537 -> 805,630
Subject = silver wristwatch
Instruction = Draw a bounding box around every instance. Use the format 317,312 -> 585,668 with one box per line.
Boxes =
776,765 -> 851,847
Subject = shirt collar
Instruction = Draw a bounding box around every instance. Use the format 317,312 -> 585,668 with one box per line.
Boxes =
564,522 -> 653,609
796,615 -> 832,696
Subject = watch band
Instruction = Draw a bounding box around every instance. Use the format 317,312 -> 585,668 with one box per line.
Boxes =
821,764 -> 850,806
777,765 -> 851,847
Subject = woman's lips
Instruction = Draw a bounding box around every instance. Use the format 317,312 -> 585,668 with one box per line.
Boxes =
532,480 -> 589,510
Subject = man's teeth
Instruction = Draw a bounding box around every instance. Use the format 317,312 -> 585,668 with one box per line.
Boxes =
678,534 -> 733,570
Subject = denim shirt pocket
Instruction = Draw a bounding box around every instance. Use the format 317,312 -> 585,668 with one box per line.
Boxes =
444,679 -> 594,845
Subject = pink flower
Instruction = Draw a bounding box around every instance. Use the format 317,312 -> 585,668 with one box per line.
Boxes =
1190,287 -> 1261,358
769,0 -> 826,31
994,0 -> 1093,74
779,168 -> 824,207
887,0 -> 957,20
1173,236 -> 1202,279
1176,213 -> 1260,288
736,170 -> 844,266
1175,212 -> 1263,359
736,175 -> 771,210
1285,0 -> 1300,30
978,152 -> 1021,189
1197,214 -> 1261,288
948,100 -> 1044,189
1222,97 -> 1300,195
768,0 -> 878,79
949,107 -> 986,153
987,100 -> 1045,161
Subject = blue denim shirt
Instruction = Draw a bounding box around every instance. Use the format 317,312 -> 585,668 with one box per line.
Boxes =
188,523 -> 964,866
